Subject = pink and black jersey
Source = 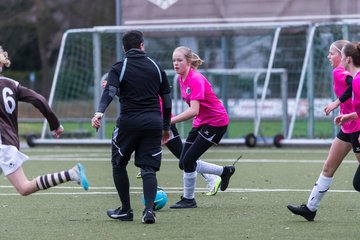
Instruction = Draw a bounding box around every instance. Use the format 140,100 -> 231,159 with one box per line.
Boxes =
0,76 -> 60,149
333,65 -> 360,133
178,68 -> 229,128
352,71 -> 360,118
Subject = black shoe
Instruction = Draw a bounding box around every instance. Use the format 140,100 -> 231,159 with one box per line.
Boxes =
287,204 -> 316,221
107,207 -> 133,221
169,196 -> 197,209
142,209 -> 156,224
220,166 -> 235,191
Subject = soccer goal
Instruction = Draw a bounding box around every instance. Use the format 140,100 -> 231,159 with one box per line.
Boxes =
31,21 -> 360,147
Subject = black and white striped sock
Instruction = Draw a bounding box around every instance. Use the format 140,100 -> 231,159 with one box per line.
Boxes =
36,170 -> 71,190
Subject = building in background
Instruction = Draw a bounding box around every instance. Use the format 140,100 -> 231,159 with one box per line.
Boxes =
121,0 -> 360,25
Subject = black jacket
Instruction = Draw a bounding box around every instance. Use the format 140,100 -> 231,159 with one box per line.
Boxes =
97,49 -> 171,131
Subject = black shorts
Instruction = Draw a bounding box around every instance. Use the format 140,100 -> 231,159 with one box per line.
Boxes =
337,129 -> 360,153
111,127 -> 162,170
186,124 -> 228,144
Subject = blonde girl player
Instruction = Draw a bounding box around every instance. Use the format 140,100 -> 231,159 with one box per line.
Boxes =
0,46 -> 89,196
169,46 -> 236,209
101,79 -> 222,196
287,40 -> 360,221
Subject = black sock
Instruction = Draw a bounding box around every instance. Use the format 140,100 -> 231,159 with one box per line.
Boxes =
113,167 -> 131,211
141,166 -> 157,211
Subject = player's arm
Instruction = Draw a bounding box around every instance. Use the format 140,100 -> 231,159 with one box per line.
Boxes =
324,75 -> 353,116
171,100 -> 199,125
92,68 -> 119,129
339,75 -> 353,103
17,85 -> 63,137
159,70 -> 171,131
159,70 -> 172,144
334,112 -> 358,125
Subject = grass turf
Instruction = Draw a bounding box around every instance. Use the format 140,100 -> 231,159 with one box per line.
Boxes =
0,146 -> 359,240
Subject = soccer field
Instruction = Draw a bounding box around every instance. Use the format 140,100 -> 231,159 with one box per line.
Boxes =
1,145 -> 360,240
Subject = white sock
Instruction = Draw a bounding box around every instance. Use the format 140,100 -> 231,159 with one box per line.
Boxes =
183,171 -> 197,199
196,160 -> 223,176
201,173 -> 217,185
307,174 -> 333,212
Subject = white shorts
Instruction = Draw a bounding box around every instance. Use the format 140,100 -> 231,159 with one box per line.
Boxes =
0,145 -> 29,176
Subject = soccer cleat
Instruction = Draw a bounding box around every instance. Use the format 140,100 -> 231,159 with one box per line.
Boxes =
206,176 -> 222,196
220,166 -> 235,191
142,209 -> 156,224
136,172 -> 142,179
287,204 -> 316,221
169,196 -> 197,209
72,163 -> 89,190
107,208 -> 134,221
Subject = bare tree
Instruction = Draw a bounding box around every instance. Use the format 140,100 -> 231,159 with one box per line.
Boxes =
0,0 -> 115,96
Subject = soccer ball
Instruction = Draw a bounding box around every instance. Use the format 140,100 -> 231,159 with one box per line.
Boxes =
142,187 -> 168,210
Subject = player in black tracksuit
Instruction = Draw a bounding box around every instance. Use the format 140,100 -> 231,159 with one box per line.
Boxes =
91,30 -> 171,224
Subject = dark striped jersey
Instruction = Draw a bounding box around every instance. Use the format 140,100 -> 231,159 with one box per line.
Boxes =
0,76 -> 60,149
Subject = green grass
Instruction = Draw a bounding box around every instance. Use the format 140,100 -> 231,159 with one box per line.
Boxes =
1,146 -> 360,239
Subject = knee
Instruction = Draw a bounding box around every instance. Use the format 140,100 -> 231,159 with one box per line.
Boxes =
183,160 -> 196,172
141,166 -> 156,178
112,159 -> 127,171
14,185 -> 32,196
322,162 -> 335,177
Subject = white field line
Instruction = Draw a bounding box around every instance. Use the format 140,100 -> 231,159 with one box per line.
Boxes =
22,148 -> 331,154
0,186 -> 357,196
23,157 -> 358,164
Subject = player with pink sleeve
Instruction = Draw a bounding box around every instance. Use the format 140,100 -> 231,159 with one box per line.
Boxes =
288,40 -> 360,222
178,69 -> 229,128
169,46 -> 236,209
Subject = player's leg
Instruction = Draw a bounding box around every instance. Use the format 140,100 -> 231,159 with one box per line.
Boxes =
288,136 -> 351,221
194,125 -> 234,191
135,129 -> 162,224
7,167 -> 38,195
136,124 -> 182,179
3,145 -> 88,196
167,124 -> 222,195
351,130 -> 360,191
170,128 -> 200,209
353,153 -> 360,191
107,128 -> 135,221
166,125 -> 183,159
8,164 -> 88,196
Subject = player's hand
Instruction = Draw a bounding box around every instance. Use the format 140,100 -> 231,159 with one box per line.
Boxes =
324,101 -> 339,116
162,130 -> 170,145
101,80 -> 107,89
334,114 -> 346,125
91,112 -> 103,129
52,125 -> 64,138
